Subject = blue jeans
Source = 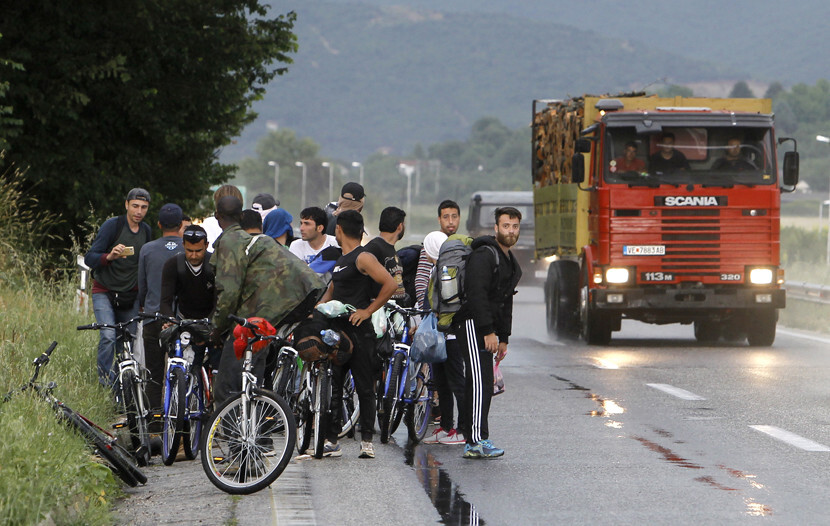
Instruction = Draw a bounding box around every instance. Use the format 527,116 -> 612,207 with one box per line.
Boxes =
92,292 -> 138,387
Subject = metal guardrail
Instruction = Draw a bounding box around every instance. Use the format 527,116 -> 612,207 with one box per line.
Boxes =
785,280 -> 830,305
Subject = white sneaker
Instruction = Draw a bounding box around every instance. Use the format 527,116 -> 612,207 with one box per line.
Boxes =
423,427 -> 450,444
359,441 -> 375,459
323,440 -> 342,457
438,429 -> 466,445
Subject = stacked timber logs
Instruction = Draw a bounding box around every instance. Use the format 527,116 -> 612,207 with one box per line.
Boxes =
533,98 -> 585,187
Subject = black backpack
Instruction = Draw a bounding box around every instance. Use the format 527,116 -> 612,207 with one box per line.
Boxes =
396,244 -> 422,308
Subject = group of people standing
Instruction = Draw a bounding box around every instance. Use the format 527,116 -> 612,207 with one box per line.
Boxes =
84,181 -> 523,460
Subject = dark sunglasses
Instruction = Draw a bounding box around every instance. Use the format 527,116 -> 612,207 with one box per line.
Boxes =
183,230 -> 208,241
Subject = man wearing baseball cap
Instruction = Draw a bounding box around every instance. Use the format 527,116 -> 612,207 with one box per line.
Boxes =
137,203 -> 185,412
325,182 -> 365,236
84,188 -> 153,387
251,193 -> 279,221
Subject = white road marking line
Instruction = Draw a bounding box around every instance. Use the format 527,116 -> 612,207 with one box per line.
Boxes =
776,328 -> 830,345
749,425 -> 830,452
646,383 -> 706,401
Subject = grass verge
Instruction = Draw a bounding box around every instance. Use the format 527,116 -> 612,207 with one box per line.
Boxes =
0,283 -> 121,526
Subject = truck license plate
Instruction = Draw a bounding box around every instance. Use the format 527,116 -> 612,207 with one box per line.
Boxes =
623,245 -> 665,256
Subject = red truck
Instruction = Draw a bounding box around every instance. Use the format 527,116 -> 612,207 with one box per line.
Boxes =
532,94 -> 799,345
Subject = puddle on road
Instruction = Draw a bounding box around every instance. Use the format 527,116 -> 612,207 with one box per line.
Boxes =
403,443 -> 486,525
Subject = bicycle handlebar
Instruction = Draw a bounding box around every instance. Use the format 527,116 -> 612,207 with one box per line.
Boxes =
33,341 -> 58,366
385,302 -> 431,318
228,313 -> 249,327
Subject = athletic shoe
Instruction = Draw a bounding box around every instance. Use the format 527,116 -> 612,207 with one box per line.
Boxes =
423,427 -> 451,444
463,440 -> 504,459
438,429 -> 466,445
323,440 -> 342,457
359,441 -> 375,459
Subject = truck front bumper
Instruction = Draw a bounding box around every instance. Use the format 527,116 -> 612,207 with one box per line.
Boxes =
593,286 -> 785,312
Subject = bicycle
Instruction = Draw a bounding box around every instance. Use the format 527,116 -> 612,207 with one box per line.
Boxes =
274,342 -> 358,451
3,341 -> 147,486
200,314 -> 296,494
378,302 -> 435,444
77,315 -> 152,466
145,312 -> 213,466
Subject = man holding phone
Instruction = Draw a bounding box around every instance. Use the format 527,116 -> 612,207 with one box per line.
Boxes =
84,188 -> 153,387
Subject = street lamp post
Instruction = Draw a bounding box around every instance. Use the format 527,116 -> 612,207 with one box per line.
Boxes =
352,161 -> 364,187
322,162 -> 334,204
398,163 -> 414,212
816,135 -> 830,264
267,161 -> 279,201
295,161 -> 307,210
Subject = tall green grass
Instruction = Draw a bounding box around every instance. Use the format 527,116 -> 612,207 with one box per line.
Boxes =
0,165 -> 118,525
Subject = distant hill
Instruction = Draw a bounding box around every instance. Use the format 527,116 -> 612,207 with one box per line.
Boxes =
325,0 -> 830,85
223,1 -> 738,162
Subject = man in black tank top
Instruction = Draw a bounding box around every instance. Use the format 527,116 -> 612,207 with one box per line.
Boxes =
317,210 -> 397,459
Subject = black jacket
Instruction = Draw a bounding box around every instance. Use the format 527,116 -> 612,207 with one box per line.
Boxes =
459,235 -> 522,343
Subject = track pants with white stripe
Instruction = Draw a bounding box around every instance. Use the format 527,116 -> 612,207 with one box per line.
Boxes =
457,318 -> 494,445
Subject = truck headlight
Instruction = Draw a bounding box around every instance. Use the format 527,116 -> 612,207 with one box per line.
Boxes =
605,267 -> 630,284
749,268 -> 774,285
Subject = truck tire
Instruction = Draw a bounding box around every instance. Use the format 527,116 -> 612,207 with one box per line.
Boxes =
545,260 -> 580,340
693,320 -> 720,344
746,309 -> 777,347
580,283 -> 612,345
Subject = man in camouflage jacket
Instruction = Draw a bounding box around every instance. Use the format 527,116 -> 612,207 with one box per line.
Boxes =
211,195 -> 326,405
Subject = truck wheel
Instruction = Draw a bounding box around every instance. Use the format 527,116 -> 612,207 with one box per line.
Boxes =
580,284 -> 612,345
545,260 -> 580,340
746,309 -> 777,346
693,320 -> 721,344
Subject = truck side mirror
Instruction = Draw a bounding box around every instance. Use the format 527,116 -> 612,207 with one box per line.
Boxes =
572,153 -> 585,184
782,151 -> 799,187
575,139 -> 592,153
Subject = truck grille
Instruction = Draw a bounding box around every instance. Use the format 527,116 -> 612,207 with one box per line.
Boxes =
609,208 -> 775,279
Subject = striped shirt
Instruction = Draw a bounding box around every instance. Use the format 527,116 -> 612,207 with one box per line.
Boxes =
414,248 -> 435,310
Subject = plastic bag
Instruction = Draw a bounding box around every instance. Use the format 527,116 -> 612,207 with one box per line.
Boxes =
316,300 -> 354,318
493,362 -> 505,396
410,312 -> 447,363
371,308 -> 388,338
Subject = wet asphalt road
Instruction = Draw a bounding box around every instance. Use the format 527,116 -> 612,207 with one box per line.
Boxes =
116,287 -> 830,524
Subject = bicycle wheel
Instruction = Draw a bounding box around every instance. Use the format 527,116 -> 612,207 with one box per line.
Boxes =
121,370 -> 150,466
162,367 -> 186,465
312,370 -> 331,459
407,363 -> 433,443
273,356 -> 295,401
380,353 -> 404,444
338,370 -> 360,439
201,389 -> 296,495
295,382 -> 312,454
60,404 -> 147,486
201,366 -> 214,415
183,373 -> 203,460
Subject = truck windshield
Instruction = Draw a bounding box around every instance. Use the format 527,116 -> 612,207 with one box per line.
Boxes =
603,126 -> 776,186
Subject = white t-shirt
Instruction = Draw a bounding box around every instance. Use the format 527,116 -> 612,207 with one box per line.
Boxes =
289,235 -> 339,264
201,216 -> 222,252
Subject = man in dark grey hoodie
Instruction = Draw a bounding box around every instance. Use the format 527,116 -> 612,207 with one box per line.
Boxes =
137,203 -> 184,412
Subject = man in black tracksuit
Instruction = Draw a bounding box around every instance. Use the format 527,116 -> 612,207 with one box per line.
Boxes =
455,207 -> 522,458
